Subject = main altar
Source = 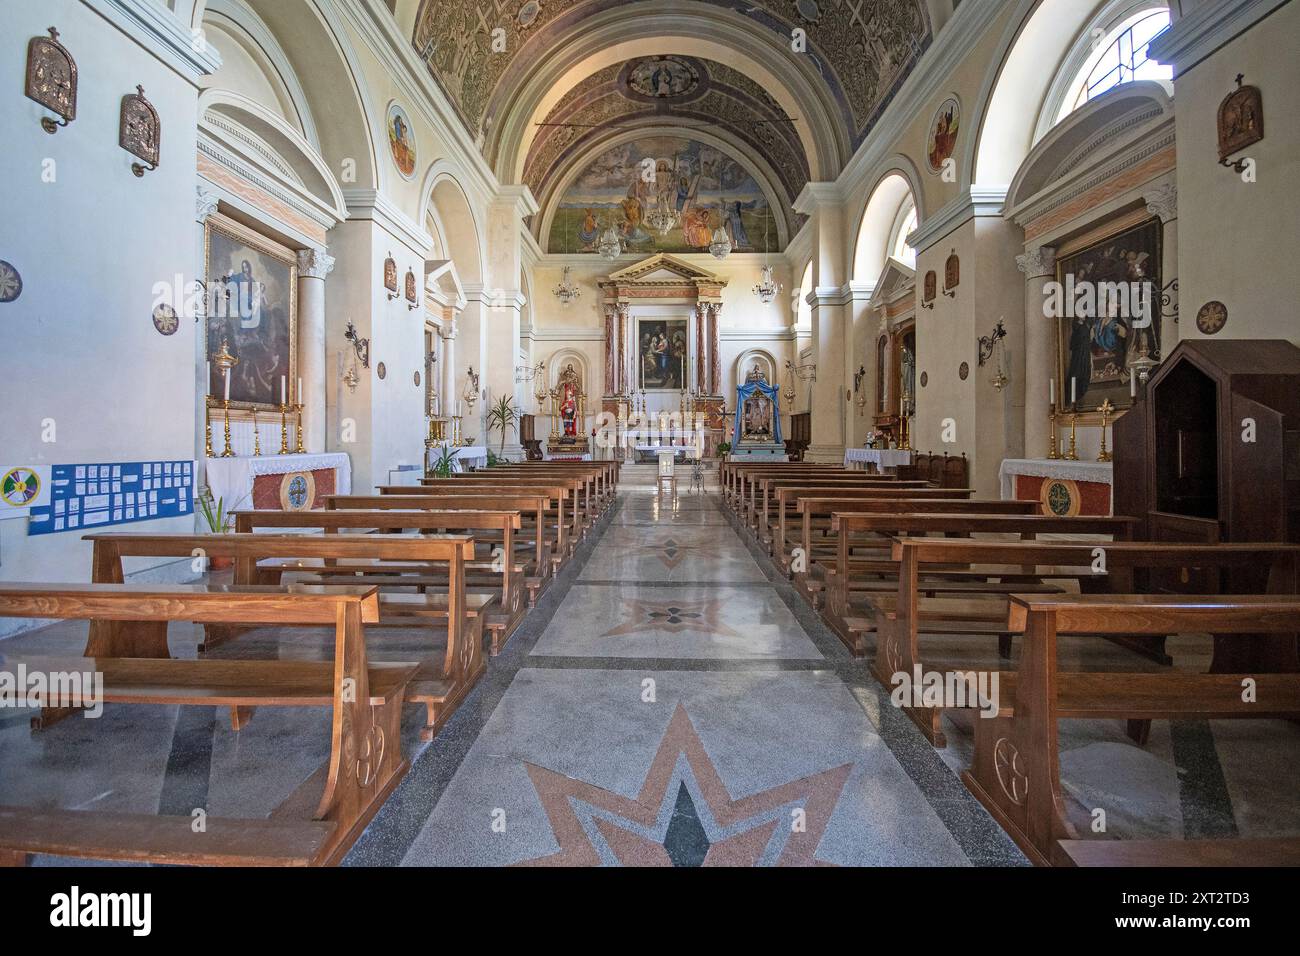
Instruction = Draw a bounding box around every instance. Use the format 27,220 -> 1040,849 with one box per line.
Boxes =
731,366 -> 786,460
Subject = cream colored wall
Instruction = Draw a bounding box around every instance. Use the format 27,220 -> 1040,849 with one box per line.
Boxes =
1172,1 -> 1300,342
200,20 -> 298,128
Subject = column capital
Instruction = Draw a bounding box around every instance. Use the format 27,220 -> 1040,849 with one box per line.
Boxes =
196,185 -> 220,224
1143,183 -> 1178,223
1016,246 -> 1057,279
296,247 -> 335,279
793,182 -> 846,215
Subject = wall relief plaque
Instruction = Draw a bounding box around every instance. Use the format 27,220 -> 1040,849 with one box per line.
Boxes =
1218,76 -> 1263,167
26,27 -> 76,133
120,85 -> 160,176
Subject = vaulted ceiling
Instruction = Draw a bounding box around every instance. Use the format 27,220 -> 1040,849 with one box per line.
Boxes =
410,0 -> 933,248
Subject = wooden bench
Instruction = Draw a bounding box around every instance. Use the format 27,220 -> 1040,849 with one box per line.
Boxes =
0,583 -> 410,866
382,478 -> 586,545
748,476 -> 933,537
880,539 -> 1299,745
82,532 -> 480,741
965,593 -> 1300,866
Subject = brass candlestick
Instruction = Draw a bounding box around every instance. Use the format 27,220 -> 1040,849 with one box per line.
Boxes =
1065,412 -> 1080,461
278,403 -> 290,455
1097,399 -> 1114,462
221,400 -> 234,458
204,402 -> 214,459
294,403 -> 305,454
1047,406 -> 1061,460
252,409 -> 261,457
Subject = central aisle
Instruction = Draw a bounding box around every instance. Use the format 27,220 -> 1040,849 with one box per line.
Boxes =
350,465 -> 1025,866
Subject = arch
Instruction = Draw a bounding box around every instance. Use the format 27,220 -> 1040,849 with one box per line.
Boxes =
852,170 -> 919,282
795,260 -> 814,330
422,167 -> 485,286
733,348 -> 779,388
545,348 -> 592,396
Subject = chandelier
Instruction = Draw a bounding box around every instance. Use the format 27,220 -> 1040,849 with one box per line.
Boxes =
752,264 -> 781,303
645,204 -> 679,237
553,265 -> 580,304
709,226 -> 732,260
597,224 -> 622,261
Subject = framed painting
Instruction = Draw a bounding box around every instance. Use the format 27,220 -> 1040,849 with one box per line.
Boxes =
1054,217 -> 1162,415
204,215 -> 297,411
636,318 -> 688,390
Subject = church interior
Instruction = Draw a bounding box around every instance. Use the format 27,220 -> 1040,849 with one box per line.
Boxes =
1,0 -> 1298,878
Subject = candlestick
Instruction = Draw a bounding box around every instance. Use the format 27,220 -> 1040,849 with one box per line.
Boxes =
294,403 -> 305,454
1097,399 -> 1114,462
1047,405 -> 1061,460
278,402 -> 289,455
1065,412 -> 1079,461
252,409 -> 261,457
204,402 -> 214,459
221,400 -> 234,457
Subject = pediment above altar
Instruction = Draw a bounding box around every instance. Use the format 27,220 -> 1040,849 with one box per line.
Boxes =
604,254 -> 727,289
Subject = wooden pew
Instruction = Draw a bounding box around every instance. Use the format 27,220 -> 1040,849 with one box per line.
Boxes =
342,493 -> 560,582
486,462 -> 618,508
0,583 -> 411,866
965,593 -> 1300,866
384,477 -> 587,544
432,471 -> 603,523
822,512 -> 1137,659
233,509 -> 527,655
769,485 -> 973,560
81,532 -> 479,741
724,465 -> 857,513
748,476 -> 932,536
880,538 -> 1298,745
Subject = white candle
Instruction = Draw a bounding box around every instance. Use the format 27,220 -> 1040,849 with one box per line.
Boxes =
1070,377 -> 1077,404
206,362 -> 211,397
1130,374 -> 1137,398
281,376 -> 287,405
1049,378 -> 1055,406
297,377 -> 303,403
223,367 -> 231,402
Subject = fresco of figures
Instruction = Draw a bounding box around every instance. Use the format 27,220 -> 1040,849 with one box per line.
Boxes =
548,135 -> 775,255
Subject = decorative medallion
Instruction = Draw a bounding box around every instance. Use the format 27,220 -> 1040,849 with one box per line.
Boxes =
943,251 -> 960,295
1,467 -> 41,507
625,56 -> 701,101
120,85 -> 160,176
517,1 -> 541,27
26,27 -> 77,133
1196,300 -> 1228,336
384,254 -> 398,293
993,737 -> 1028,806
919,371 -> 928,388
387,102 -> 416,180
377,361 -> 387,380
405,267 -> 417,303
152,302 -> 178,336
602,597 -> 740,639
278,471 -> 315,512
958,361 -> 969,381
1218,76 -> 1263,166
922,270 -> 936,304
0,261 -> 23,303
927,96 -> 960,173
1040,478 -> 1081,518
795,0 -> 821,22
414,370 -> 421,387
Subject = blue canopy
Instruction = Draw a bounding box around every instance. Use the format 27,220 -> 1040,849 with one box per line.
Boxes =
734,380 -> 782,444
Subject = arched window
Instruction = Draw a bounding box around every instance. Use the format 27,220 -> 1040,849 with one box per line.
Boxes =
890,201 -> 918,268
795,260 -> 813,329
1035,3 -> 1172,139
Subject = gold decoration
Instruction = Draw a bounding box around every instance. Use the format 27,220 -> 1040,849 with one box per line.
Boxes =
1097,399 -> 1114,462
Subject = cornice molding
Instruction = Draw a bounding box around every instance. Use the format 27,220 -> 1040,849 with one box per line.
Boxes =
84,0 -> 222,82
794,182 -> 848,215
522,326 -> 605,342
1148,0 -> 1292,75
198,136 -> 342,234
342,187 -> 434,255
907,185 -> 1008,253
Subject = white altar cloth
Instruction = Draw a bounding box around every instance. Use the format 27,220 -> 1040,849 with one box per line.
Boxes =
426,442 -> 487,473
843,447 -> 913,470
998,458 -> 1113,499
204,452 -> 351,511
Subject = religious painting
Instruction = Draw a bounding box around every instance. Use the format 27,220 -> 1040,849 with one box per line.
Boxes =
927,97 -> 960,173
387,102 -> 416,180
625,56 -> 701,101
548,135 -> 774,255
637,318 -> 688,390
1054,218 -> 1162,412
204,215 -> 297,410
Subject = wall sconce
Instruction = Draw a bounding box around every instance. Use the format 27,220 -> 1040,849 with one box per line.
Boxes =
977,318 -> 1006,367
516,360 -> 544,384
344,320 -> 369,368
853,365 -> 866,392
462,366 -> 480,412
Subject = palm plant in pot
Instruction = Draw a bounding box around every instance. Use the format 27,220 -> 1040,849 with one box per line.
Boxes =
429,444 -> 461,478
196,487 -> 242,571
486,395 -> 519,460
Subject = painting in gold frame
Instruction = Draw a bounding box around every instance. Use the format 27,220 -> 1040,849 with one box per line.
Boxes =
204,215 -> 297,411
1053,217 -> 1162,417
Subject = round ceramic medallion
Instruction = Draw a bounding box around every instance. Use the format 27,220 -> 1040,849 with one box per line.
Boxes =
1196,300 -> 1228,335
278,471 -> 315,512
958,361 -> 969,381
1040,478 -> 1082,517
152,302 -> 178,336
0,260 -> 22,302
919,371 -> 928,388
377,361 -> 387,380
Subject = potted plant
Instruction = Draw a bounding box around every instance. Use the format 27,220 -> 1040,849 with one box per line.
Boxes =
429,444 -> 461,478
716,440 -> 732,461
486,395 -> 519,459
196,487 -> 239,571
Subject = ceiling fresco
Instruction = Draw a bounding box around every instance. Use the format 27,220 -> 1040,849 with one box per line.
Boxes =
411,0 -> 932,158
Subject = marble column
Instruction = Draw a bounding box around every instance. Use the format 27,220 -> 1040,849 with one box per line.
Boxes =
1016,246 -> 1056,459
796,183 -> 848,462
695,301 -> 706,392
1144,182 -> 1178,352
708,302 -> 721,394
603,304 -> 616,395
296,247 -> 335,453
439,319 -> 456,420
617,303 -> 628,395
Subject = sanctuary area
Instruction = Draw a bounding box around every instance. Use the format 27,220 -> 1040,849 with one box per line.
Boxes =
0,0 -> 1298,881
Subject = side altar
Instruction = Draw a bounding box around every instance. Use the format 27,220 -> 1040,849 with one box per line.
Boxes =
731,367 -> 786,461
541,363 -> 590,458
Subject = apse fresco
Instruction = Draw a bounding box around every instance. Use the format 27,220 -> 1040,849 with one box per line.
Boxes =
547,136 -> 776,255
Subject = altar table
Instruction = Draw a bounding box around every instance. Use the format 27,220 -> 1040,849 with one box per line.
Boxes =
999,458 -> 1113,516
843,447 -> 913,472
426,442 -> 487,473
205,452 -> 351,512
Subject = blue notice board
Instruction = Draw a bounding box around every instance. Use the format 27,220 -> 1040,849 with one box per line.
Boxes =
28,460 -> 193,536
